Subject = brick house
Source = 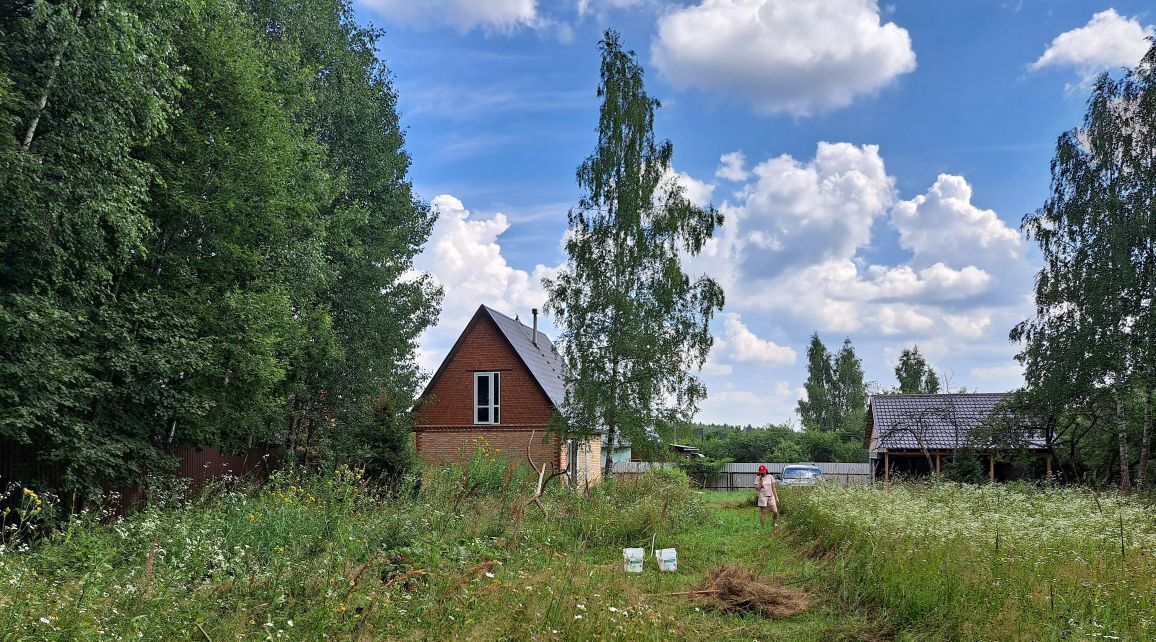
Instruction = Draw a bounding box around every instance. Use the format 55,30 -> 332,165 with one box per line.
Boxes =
414,305 -> 601,486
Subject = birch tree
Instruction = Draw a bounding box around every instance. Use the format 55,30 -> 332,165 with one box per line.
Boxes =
1014,40 -> 1156,490
544,30 -> 724,475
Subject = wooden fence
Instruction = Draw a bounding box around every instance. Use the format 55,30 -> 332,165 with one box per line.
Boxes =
610,461 -> 871,488
0,443 -> 279,512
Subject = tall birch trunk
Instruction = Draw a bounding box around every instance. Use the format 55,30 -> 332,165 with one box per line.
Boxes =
22,6 -> 82,151
603,358 -> 619,478
1139,383 -> 1152,489
1115,385 -> 1132,491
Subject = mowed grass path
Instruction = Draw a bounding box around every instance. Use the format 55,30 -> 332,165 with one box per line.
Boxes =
444,491 -> 883,641
0,468 -> 879,641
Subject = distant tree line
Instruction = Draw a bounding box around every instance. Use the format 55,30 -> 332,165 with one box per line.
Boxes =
692,339 -> 947,465
0,0 -> 440,500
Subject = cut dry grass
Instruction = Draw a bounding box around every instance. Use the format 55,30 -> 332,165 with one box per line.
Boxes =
690,563 -> 808,619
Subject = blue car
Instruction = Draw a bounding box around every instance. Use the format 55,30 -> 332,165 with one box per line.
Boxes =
779,464 -> 823,487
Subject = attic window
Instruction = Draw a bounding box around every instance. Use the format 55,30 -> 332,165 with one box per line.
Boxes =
474,372 -> 500,424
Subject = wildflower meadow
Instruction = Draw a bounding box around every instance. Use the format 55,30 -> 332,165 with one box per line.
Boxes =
4,459 -> 1153,641
788,482 -> 1156,641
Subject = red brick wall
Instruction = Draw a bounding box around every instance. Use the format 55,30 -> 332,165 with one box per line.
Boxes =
415,429 -> 559,466
415,314 -> 559,465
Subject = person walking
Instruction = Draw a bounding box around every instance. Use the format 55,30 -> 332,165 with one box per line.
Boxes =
755,464 -> 779,528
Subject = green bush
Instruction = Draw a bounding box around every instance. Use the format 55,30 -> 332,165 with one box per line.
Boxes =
675,456 -> 731,487
942,449 -> 986,484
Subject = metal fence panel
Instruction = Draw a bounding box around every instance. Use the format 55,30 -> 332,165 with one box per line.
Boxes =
610,461 -> 871,488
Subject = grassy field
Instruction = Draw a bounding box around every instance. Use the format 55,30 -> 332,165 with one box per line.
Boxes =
789,481 -> 1156,642
0,461 -> 877,641
4,462 -> 1154,641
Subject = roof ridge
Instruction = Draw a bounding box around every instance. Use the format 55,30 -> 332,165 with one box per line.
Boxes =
483,304 -> 550,343
871,392 -> 1008,398
481,305 -> 567,408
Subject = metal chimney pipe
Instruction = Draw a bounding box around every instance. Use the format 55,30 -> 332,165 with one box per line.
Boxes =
531,308 -> 539,347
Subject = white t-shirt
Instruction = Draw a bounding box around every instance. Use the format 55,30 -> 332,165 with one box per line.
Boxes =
756,474 -> 776,498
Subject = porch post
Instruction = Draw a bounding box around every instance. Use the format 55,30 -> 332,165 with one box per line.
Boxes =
988,453 -> 995,482
935,453 -> 941,475
884,452 -> 890,485
1046,453 -> 1053,480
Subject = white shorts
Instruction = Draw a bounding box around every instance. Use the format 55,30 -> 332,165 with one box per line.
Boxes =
758,496 -> 776,509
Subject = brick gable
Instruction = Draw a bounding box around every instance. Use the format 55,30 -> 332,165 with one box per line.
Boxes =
414,308 -> 560,466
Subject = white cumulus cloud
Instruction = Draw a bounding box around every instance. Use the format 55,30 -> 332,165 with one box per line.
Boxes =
663,167 -> 716,208
413,195 -> 555,370
971,363 -> 1025,383
722,313 -> 797,365
690,144 -> 1031,346
651,0 -> 916,115
734,142 -> 895,278
359,0 -> 538,33
698,383 -> 799,426
890,173 -> 1024,300
715,151 -> 749,182
1030,9 -> 1154,81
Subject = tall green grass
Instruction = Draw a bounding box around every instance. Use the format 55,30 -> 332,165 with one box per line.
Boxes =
785,481 -> 1156,641
0,458 -> 721,640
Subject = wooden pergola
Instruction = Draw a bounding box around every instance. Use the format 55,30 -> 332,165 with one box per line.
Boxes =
866,393 -> 1051,483
878,448 -> 1053,483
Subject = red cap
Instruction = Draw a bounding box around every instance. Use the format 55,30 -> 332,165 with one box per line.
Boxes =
758,465 -> 768,475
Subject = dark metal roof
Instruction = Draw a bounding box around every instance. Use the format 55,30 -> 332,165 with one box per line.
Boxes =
481,306 -> 567,408
867,393 -> 1044,451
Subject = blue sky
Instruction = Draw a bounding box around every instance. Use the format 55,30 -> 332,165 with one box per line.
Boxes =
356,0 -> 1155,426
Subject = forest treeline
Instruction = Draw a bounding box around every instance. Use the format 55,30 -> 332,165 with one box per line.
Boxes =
687,339 -> 936,465
0,0 -> 440,498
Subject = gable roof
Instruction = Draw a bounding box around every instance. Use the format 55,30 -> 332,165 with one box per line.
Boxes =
866,393 -> 1044,451
420,305 -> 567,409
481,306 -> 567,408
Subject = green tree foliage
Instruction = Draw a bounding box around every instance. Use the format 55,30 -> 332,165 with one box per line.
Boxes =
0,0 -> 438,498
797,334 -> 868,437
245,0 -> 440,467
700,424 -> 864,464
544,30 -> 725,474
797,333 -> 836,433
1,0 -> 191,495
675,455 -> 731,488
793,333 -> 868,461
831,338 -> 868,442
1012,40 -> 1156,490
894,345 -> 940,394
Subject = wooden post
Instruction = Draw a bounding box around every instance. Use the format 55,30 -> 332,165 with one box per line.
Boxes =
884,452 -> 890,485
1046,453 -> 1053,480
935,453 -> 941,475
989,453 -> 995,482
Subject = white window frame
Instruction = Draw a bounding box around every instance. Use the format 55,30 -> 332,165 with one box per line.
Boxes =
474,371 -> 500,425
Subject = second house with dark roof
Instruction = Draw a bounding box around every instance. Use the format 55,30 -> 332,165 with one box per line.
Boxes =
413,305 -> 601,486
864,393 -> 1050,482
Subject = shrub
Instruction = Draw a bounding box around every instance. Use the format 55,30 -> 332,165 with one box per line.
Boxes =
676,456 -> 731,488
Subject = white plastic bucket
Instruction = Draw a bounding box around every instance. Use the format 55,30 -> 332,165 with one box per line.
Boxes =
622,547 -> 644,573
656,548 -> 677,572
